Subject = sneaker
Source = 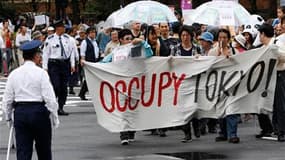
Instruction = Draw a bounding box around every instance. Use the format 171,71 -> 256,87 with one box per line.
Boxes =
58,109 -> 69,116
215,136 -> 227,142
121,139 -> 129,145
129,133 -> 135,141
128,138 -> 135,142
79,94 -> 88,100
159,130 -> 167,137
150,129 -> 159,135
229,137 -> 240,144
255,132 -> 272,138
194,128 -> 201,138
181,135 -> 192,143
69,90 -> 76,95
278,134 -> 285,142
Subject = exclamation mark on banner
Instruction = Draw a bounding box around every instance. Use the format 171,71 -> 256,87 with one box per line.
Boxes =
261,59 -> 277,97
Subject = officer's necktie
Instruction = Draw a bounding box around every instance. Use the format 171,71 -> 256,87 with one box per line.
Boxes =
59,36 -> 67,59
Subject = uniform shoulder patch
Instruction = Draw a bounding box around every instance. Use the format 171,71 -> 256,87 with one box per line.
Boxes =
47,35 -> 54,40
63,34 -> 70,39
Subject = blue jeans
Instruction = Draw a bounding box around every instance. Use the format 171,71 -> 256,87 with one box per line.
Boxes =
218,114 -> 239,138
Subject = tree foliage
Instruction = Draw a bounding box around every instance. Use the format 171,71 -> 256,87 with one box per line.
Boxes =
0,2 -> 16,20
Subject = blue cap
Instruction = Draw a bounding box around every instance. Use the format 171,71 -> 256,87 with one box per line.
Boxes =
199,32 -> 214,43
20,40 -> 42,53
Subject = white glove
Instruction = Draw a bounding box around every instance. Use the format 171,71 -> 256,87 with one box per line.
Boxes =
50,114 -> 60,129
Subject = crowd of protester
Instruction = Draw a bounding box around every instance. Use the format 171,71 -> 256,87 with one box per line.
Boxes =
1,5 -> 285,146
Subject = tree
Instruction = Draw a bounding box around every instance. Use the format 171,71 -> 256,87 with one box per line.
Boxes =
31,0 -> 38,13
47,0 -> 51,13
72,0 -> 80,24
249,0 -> 257,13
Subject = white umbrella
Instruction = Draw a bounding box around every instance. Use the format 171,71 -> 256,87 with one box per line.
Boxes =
104,8 -> 124,29
113,0 -> 177,26
190,0 -> 251,26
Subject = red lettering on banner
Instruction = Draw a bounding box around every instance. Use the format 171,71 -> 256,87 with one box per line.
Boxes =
100,72 -> 187,112
115,80 -> 128,112
158,72 -> 172,106
141,74 -> 157,107
172,73 -> 186,105
100,81 -> 115,113
128,77 -> 139,110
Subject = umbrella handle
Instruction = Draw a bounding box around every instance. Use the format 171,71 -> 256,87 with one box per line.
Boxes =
6,126 -> 13,160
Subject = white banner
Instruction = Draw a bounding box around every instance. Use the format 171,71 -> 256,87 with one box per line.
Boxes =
84,46 -> 278,132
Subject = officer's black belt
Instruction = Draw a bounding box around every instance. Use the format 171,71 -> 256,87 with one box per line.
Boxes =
14,101 -> 45,107
48,58 -> 69,63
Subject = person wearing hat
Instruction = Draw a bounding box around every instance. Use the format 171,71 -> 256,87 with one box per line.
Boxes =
47,26 -> 55,36
43,19 -> 76,116
242,28 -> 255,50
2,40 -> 59,160
199,31 -> 214,55
32,30 -> 43,40
232,34 -> 247,53
197,31 -> 218,135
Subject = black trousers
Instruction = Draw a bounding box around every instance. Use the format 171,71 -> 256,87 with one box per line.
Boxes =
79,80 -> 88,97
257,114 -> 273,134
273,71 -> 285,134
181,118 -> 200,136
48,59 -> 69,110
14,103 -> 52,160
120,131 -> 135,140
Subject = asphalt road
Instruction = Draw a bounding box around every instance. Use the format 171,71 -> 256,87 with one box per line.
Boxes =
0,84 -> 285,160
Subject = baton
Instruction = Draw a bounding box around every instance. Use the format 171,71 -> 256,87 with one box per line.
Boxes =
6,126 -> 13,160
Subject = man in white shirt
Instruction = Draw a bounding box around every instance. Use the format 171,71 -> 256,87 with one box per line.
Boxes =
43,20 -> 76,116
2,40 -> 59,160
15,26 -> 31,65
79,27 -> 100,100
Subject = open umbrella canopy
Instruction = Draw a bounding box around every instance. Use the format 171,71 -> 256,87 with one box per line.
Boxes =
104,8 -> 124,29
111,0 -> 177,26
190,0 -> 251,26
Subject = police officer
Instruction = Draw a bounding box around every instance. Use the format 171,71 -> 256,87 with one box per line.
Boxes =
2,40 -> 59,160
43,20 -> 76,116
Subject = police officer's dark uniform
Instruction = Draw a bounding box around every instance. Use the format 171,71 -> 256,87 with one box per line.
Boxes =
2,40 -> 59,160
43,20 -> 76,116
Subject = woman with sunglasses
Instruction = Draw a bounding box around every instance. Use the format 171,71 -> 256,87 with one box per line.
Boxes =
101,28 -> 153,145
